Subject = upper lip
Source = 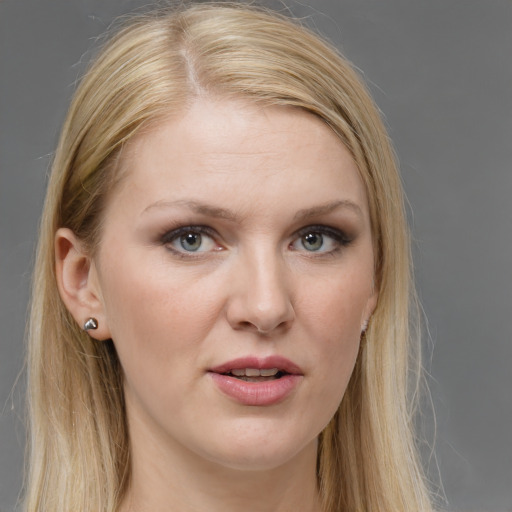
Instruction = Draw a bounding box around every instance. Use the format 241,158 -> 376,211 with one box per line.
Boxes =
209,356 -> 303,375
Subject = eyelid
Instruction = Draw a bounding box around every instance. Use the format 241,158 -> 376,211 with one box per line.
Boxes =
160,225 -> 224,258
291,224 -> 353,254
159,223 -> 353,258
160,225 -> 217,245
295,224 -> 352,244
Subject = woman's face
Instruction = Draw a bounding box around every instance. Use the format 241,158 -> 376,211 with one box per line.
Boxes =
92,98 -> 377,471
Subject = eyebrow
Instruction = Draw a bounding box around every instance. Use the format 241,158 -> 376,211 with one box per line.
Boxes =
142,199 -> 239,221
142,198 -> 363,222
293,199 -> 363,221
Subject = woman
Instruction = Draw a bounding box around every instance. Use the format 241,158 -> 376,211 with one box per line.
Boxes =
26,2 -> 434,511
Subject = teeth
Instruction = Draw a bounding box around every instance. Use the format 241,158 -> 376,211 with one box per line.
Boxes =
229,368 -> 279,377
260,368 -> 279,377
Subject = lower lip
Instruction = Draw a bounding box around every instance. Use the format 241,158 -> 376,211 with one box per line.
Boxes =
209,373 -> 302,406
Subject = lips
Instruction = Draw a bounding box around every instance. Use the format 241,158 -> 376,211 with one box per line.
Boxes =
227,367 -> 282,381
210,356 -> 302,376
208,356 -> 303,406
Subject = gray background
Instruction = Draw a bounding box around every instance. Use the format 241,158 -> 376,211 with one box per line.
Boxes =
1,1 -> 511,511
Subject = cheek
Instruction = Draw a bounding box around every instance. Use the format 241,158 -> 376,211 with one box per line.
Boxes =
300,269 -> 371,339
298,271 -> 371,395
99,257 -> 221,383
98,260 -> 227,441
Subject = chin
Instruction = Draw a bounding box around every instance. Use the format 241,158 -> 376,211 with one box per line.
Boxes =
204,447 -> 307,472
195,425 -> 318,472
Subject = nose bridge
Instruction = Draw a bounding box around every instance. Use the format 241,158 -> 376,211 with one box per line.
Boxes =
250,244 -> 287,309
228,240 -> 294,334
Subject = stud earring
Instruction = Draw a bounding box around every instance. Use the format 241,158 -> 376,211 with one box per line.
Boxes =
83,317 -> 98,331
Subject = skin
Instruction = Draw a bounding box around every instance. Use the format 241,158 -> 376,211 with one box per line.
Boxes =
56,98 -> 377,512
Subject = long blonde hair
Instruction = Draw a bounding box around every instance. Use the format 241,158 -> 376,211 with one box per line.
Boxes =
26,3 -> 433,511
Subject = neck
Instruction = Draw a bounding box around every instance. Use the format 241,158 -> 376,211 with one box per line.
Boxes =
119,418 -> 321,512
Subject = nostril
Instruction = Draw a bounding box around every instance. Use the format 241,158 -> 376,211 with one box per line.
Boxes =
238,321 -> 256,331
225,276 -> 295,334
237,321 -> 274,335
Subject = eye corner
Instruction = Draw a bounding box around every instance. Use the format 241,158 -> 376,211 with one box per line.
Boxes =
160,224 -> 224,258
290,224 -> 353,256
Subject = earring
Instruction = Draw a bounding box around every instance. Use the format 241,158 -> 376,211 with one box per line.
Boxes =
83,317 -> 98,331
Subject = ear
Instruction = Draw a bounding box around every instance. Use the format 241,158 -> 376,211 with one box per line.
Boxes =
361,286 -> 378,333
55,228 -> 111,340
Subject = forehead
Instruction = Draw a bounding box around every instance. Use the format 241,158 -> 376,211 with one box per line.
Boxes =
111,98 -> 369,221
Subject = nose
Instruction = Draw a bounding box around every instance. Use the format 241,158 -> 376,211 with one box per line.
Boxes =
226,246 -> 295,335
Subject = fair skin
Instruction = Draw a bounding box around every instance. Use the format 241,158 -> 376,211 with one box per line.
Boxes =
56,98 -> 377,512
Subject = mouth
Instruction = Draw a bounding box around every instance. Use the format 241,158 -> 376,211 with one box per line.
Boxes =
209,356 -> 303,381
208,357 -> 303,406
220,367 -> 287,382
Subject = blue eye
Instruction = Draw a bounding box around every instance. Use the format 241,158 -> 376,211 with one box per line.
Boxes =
291,226 -> 350,254
301,232 -> 324,251
179,232 -> 203,252
162,226 -> 219,254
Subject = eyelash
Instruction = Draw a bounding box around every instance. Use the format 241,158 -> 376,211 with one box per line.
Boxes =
293,225 -> 353,256
160,225 -> 219,259
160,224 -> 353,259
